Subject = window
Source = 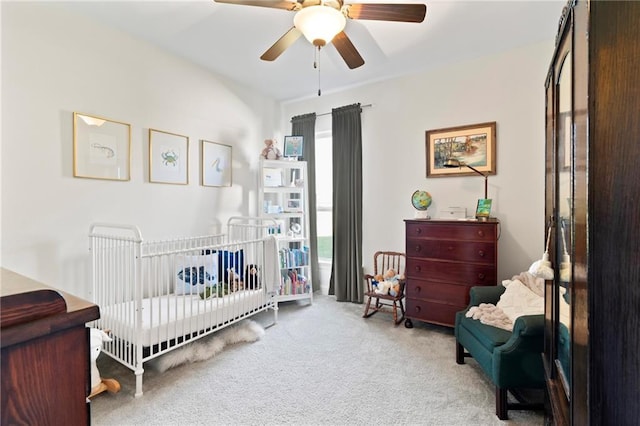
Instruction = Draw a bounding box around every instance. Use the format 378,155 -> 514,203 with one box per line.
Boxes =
315,134 -> 332,261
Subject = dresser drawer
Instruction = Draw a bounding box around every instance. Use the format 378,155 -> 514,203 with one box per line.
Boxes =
406,258 -> 496,286
406,238 -> 495,263
405,298 -> 463,327
405,279 -> 470,306
406,221 -> 496,242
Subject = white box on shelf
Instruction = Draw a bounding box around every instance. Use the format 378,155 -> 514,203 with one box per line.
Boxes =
440,207 -> 467,219
262,168 -> 282,187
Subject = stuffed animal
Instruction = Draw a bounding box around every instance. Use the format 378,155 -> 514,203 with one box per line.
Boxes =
227,268 -> 250,292
373,269 -> 404,296
383,269 -> 398,281
245,264 -> 260,289
89,329 -> 112,391
260,139 -> 282,160
374,280 -> 393,295
389,282 -> 402,297
88,328 -> 121,398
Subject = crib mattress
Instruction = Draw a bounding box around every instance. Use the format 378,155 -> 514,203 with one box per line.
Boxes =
101,290 -> 269,347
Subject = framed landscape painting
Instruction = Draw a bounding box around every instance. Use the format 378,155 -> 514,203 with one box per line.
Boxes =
426,121 -> 496,177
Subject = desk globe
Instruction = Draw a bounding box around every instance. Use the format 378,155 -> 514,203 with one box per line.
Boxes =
411,190 -> 432,219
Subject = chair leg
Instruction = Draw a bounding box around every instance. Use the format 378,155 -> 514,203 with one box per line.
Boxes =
393,299 -> 405,325
496,387 -> 508,420
362,296 -> 377,318
456,341 -> 465,364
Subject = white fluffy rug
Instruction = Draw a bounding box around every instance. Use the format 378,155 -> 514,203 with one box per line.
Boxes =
148,319 -> 265,373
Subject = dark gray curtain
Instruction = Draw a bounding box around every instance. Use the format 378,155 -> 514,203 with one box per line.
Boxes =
291,113 -> 319,292
328,104 -> 363,303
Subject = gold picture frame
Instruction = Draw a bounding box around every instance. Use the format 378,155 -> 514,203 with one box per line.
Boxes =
426,121 -> 496,177
149,128 -> 189,185
73,112 -> 131,181
201,140 -> 232,187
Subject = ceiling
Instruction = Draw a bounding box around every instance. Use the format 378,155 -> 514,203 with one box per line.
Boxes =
56,0 -> 565,102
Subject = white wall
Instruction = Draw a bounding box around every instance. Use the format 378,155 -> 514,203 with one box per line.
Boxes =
1,3 -> 280,298
1,2 -> 555,299
280,40 -> 553,282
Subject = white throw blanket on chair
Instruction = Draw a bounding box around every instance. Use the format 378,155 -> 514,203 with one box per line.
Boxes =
466,272 -> 544,331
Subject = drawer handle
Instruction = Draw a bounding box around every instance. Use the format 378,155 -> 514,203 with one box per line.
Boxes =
414,265 -> 422,273
415,286 -> 421,293
414,306 -> 421,313
477,230 -> 485,237
447,246 -> 454,251
478,273 -> 486,280
414,245 -> 422,253
416,228 -> 422,234
478,250 -> 485,257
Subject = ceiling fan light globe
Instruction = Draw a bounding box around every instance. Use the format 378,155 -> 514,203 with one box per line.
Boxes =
294,5 -> 346,46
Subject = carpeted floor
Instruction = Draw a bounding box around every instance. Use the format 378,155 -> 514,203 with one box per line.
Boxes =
91,293 -> 544,425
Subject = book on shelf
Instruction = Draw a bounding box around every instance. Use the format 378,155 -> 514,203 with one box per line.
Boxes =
279,269 -> 308,295
278,246 -> 309,268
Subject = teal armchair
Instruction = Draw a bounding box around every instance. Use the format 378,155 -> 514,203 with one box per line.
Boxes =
454,286 -> 545,420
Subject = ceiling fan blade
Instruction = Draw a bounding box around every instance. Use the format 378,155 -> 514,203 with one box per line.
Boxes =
260,27 -> 302,61
332,31 -> 365,69
213,0 -> 300,11
345,3 -> 426,23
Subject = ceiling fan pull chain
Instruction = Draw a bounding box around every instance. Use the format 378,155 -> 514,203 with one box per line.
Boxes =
315,45 -> 322,96
313,44 -> 318,69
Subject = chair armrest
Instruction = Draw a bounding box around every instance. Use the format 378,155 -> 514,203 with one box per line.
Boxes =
363,274 -> 374,293
492,314 -> 545,388
512,314 -> 545,337
469,285 -> 504,306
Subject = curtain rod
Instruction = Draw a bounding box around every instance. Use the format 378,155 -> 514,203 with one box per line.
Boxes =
314,103 -> 373,118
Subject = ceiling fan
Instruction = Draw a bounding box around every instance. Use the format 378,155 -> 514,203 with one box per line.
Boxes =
212,0 -> 427,69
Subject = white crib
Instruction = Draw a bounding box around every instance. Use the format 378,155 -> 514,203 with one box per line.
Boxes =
89,217 -> 279,397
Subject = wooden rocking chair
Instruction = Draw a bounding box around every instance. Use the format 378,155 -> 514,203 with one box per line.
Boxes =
362,251 -> 406,325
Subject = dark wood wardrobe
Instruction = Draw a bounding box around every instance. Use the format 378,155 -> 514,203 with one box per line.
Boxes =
543,0 -> 640,424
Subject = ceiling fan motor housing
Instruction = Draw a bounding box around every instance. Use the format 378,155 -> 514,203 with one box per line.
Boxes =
293,4 -> 346,46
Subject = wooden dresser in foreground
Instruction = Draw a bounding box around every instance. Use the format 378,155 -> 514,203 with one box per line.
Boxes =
1,268 -> 100,426
404,219 -> 499,328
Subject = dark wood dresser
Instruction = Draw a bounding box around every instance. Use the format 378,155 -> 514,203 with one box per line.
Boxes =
1,268 -> 100,426
404,219 -> 499,328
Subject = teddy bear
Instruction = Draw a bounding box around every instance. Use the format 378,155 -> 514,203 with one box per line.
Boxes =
373,268 -> 404,296
260,138 -> 282,160
372,269 -> 400,295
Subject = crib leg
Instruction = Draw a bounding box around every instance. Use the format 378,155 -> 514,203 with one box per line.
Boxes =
134,368 -> 144,398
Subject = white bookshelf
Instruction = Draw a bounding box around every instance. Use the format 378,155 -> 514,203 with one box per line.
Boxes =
258,160 -> 313,303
